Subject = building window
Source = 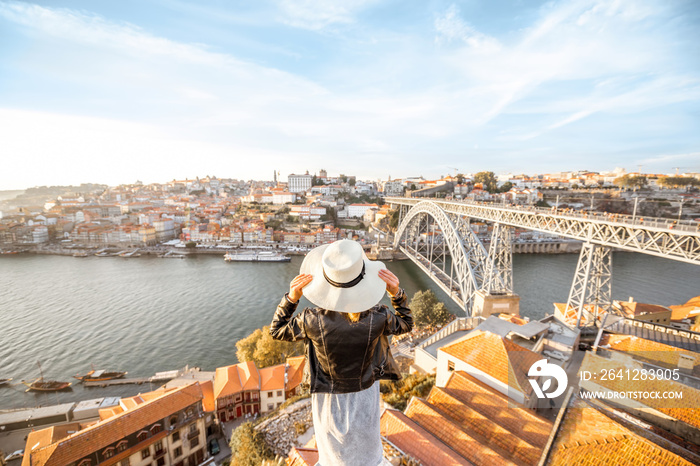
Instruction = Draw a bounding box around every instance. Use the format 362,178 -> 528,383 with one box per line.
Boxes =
190,437 -> 200,448
117,440 -> 128,452
277,390 -> 282,397
186,408 -> 194,418
267,404 -> 274,410
189,423 -> 198,434
174,446 -> 183,458
157,458 -> 165,466
103,447 -> 115,459
120,459 -> 130,466
267,391 -> 273,398
448,360 -> 455,372
137,431 -> 148,442
172,431 -> 180,442
170,415 -> 178,426
141,448 -> 151,459
151,424 -> 162,434
154,440 -> 164,454
78,460 -> 91,466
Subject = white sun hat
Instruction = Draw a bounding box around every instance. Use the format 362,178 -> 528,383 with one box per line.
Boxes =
299,239 -> 386,313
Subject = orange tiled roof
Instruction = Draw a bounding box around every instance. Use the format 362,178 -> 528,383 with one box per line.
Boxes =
579,353 -> 700,430
669,296 -> 700,321
599,334 -> 700,375
21,427 -> 64,466
98,406 -> 124,421
616,301 -> 672,318
239,361 -> 261,391
200,379 -> 216,412
443,371 -> 552,449
405,397 -> 518,465
439,329 -> 542,395
427,386 -> 542,465
26,383 -> 203,466
548,397 -> 694,466
379,409 -> 471,466
260,364 -> 285,391
214,363 -> 243,399
286,356 -> 306,391
287,447 -> 319,466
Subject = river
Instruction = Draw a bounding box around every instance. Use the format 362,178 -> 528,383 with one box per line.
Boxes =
0,252 -> 697,409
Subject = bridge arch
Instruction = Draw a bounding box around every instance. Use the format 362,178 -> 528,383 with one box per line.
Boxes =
394,200 -> 500,314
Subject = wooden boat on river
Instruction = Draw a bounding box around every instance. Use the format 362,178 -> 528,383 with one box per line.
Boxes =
74,369 -> 127,383
22,379 -> 72,392
22,362 -> 72,392
0,378 -> 12,385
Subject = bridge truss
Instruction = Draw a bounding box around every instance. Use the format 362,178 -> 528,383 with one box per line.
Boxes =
390,197 -> 700,326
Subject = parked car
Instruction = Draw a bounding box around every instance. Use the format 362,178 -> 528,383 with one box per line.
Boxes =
208,438 -> 220,455
4,450 -> 24,462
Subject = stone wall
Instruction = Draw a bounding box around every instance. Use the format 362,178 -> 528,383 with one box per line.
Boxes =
255,398 -> 313,457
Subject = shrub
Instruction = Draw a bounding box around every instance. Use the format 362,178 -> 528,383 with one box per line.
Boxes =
229,422 -> 274,466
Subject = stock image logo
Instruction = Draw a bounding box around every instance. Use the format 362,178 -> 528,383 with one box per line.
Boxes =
528,359 -> 568,399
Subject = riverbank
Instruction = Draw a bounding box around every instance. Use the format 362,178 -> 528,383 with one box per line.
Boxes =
5,238 -> 586,259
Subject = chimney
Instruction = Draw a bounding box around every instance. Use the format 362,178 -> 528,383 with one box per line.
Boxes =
628,296 -> 634,303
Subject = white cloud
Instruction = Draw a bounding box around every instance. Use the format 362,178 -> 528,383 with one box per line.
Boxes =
434,4 -> 501,53
0,0 -> 697,188
430,0 -> 696,137
274,0 -> 378,31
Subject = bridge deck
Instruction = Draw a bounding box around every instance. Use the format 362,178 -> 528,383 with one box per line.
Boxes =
388,197 -> 700,265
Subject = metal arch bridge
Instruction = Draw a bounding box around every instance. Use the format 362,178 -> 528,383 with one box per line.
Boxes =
387,197 -> 700,328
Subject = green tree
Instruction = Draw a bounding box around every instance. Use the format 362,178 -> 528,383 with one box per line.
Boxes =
388,210 -> 400,230
229,422 -> 273,466
409,290 -> 453,329
473,171 -> 499,193
380,374 -> 436,411
185,241 -> 197,249
236,325 -> 304,368
614,175 -> 648,190
498,181 -> 514,193
349,178 -> 356,186
236,328 -> 262,363
659,176 -> 700,189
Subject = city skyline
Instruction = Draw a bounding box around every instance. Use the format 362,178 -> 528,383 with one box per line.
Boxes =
1,0 -> 699,190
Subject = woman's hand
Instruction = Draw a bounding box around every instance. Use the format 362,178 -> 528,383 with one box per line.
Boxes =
289,274 -> 313,303
378,269 -> 400,296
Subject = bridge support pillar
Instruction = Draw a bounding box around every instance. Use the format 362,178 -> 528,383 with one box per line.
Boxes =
561,242 -> 613,328
474,223 -> 520,318
473,290 -> 520,318
484,223 -> 513,294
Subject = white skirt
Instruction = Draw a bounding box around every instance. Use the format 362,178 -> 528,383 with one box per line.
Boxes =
311,380 -> 386,466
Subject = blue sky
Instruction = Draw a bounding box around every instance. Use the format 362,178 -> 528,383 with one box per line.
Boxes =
0,0 -> 699,189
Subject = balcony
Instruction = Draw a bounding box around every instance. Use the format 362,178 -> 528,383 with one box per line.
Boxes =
154,448 -> 167,459
187,429 -> 200,440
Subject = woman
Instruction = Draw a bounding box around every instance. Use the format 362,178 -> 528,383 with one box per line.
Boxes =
270,239 -> 413,466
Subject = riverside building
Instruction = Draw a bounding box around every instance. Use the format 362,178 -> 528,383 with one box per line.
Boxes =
21,383 -> 209,466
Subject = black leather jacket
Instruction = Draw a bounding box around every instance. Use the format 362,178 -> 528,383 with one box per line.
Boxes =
270,288 -> 413,394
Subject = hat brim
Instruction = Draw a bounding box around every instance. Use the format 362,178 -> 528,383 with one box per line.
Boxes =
300,244 -> 386,313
